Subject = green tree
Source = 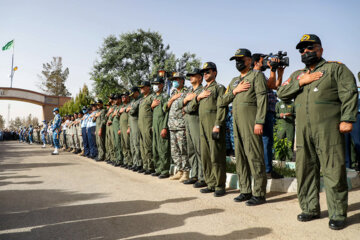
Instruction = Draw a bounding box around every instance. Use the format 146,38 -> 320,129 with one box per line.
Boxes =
60,84 -> 94,115
9,116 -> 24,129
91,29 -> 201,99
38,57 -> 71,97
0,115 -> 5,129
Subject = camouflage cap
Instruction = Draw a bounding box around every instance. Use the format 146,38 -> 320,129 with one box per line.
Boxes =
96,99 -> 103,104
229,48 -> 252,61
200,62 -> 217,73
170,72 -> 185,80
296,34 -> 322,49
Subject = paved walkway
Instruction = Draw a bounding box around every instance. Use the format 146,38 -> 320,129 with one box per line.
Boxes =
0,141 -> 359,239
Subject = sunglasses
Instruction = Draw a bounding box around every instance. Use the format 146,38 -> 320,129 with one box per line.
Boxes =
203,70 -> 212,75
299,45 -> 317,54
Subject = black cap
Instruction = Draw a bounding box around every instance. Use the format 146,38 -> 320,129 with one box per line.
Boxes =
121,91 -> 130,97
296,34 -> 322,49
229,48 -> 252,61
200,62 -> 217,73
109,93 -> 116,99
186,67 -> 203,77
97,99 -> 103,104
90,103 -> 96,107
129,86 -> 139,96
151,77 -> 165,84
138,81 -> 151,88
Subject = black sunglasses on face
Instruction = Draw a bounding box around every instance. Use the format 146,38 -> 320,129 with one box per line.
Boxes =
203,70 -> 211,75
299,45 -> 316,54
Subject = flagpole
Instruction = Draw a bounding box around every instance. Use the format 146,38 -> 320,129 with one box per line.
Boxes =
10,40 -> 15,88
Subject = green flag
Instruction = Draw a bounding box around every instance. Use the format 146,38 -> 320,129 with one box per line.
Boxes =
2,40 -> 14,51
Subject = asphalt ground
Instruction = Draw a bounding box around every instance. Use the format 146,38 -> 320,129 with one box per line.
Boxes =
0,141 -> 359,240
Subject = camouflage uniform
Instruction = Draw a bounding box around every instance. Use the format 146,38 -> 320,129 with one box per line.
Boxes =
164,87 -> 190,172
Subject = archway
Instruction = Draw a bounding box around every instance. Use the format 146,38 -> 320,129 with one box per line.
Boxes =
0,87 -> 71,122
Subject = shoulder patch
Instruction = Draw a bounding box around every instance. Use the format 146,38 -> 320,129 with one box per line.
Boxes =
282,78 -> 291,86
327,61 -> 343,64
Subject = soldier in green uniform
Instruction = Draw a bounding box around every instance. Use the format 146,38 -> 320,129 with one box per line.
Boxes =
188,62 -> 227,197
164,72 -> 190,182
182,68 -> 206,187
94,100 -> 106,161
275,100 -> 295,161
151,77 -> 171,178
127,87 -> 143,172
277,34 -> 358,230
119,92 -> 131,168
111,94 -> 123,166
105,94 -> 116,163
218,48 -> 268,206
138,81 -> 155,174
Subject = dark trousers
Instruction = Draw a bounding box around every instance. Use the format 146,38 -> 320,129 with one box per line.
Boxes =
82,127 -> 90,156
87,126 -> 98,158
262,111 -> 275,173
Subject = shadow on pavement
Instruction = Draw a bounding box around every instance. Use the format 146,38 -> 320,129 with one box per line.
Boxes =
0,189 -> 105,215
133,227 -> 272,240
0,181 -> 43,187
0,196 -> 196,230
0,175 -> 40,181
0,163 -> 75,173
0,208 -> 224,240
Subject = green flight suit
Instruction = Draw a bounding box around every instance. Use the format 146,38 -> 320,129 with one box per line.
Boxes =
119,103 -> 131,166
184,85 -> 204,181
105,106 -> 115,162
138,93 -> 155,171
275,100 -> 295,161
277,59 -> 358,221
95,108 -> 106,161
129,97 -> 142,167
218,70 -> 268,197
188,81 -> 227,191
152,92 -> 171,175
112,105 -> 123,165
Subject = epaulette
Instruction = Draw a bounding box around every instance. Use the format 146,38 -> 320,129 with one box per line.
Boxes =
327,61 -> 343,64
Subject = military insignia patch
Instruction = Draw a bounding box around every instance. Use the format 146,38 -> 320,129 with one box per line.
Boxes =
282,78 -> 291,86
233,80 -> 240,87
203,63 -> 208,69
301,34 -> 310,41
296,73 -> 305,80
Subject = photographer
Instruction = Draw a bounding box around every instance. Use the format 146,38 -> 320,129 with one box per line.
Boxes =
252,53 -> 285,179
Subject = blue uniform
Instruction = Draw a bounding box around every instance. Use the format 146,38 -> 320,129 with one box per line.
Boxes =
28,127 -> 34,143
82,113 -> 90,156
87,111 -> 98,158
41,123 -> 48,144
51,113 -> 62,148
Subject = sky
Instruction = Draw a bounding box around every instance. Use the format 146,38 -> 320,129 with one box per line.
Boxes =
1,0 -> 360,126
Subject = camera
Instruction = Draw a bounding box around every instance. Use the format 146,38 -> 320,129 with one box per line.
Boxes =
263,51 -> 289,71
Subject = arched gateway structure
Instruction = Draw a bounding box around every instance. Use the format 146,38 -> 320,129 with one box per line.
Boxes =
0,87 -> 71,122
